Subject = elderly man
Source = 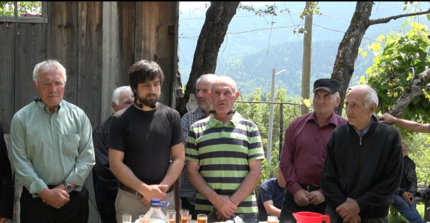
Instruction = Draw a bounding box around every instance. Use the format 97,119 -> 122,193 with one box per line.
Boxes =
392,142 -> 423,223
321,85 -> 403,223
0,121 -> 13,223
186,76 -> 264,223
257,169 -> 286,221
108,60 -> 184,222
379,113 -> 430,133
180,74 -> 217,218
279,78 -> 347,223
93,86 -> 133,223
10,59 -> 95,223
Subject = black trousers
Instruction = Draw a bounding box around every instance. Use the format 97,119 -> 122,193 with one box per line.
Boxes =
279,189 -> 326,223
94,177 -> 117,223
20,185 -> 89,223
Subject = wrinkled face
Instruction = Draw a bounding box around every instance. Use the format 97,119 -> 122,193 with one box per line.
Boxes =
402,143 -> 408,157
210,80 -> 239,114
196,80 -> 212,112
134,78 -> 161,107
313,89 -> 339,117
113,90 -> 134,112
33,69 -> 65,112
345,89 -> 374,130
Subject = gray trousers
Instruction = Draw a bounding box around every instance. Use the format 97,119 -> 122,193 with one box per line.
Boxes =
325,205 -> 388,223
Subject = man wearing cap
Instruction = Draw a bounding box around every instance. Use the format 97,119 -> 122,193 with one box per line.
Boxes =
279,78 -> 347,223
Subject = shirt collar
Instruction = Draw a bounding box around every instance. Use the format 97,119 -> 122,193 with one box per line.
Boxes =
308,111 -> 340,127
208,112 -> 241,128
35,99 -> 63,114
353,117 -> 374,137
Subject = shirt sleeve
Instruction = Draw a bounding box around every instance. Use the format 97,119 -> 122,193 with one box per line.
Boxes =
65,113 -> 95,190
10,115 -> 48,194
247,123 -> 264,162
279,119 -> 302,195
185,125 -> 199,163
171,111 -> 184,146
107,115 -> 125,152
320,132 -> 347,208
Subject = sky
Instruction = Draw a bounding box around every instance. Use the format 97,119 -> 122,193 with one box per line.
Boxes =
179,2 -> 269,10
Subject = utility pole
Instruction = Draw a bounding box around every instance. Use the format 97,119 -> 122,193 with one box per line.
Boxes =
267,69 -> 286,164
301,1 -> 313,115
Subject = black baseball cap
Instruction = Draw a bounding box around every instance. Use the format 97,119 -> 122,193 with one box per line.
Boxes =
313,78 -> 339,94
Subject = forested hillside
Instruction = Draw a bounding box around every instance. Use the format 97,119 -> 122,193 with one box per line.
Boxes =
178,2 -> 426,99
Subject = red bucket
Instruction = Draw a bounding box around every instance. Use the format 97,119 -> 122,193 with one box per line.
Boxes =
293,212 -> 330,223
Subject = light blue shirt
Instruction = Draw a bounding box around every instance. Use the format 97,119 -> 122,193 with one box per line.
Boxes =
10,100 -> 95,196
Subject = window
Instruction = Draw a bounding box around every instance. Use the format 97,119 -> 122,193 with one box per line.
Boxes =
0,1 -> 47,23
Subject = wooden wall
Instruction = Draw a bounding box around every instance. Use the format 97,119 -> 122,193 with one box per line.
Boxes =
0,1 -> 179,222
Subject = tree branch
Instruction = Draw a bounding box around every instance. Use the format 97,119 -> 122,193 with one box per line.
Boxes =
369,10 -> 430,25
389,68 -> 430,118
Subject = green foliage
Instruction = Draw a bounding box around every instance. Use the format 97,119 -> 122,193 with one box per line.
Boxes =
0,1 -> 41,16
235,87 -> 301,183
405,133 -> 430,185
361,21 -> 430,123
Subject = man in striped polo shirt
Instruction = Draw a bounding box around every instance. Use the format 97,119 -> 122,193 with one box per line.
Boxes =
186,76 -> 265,223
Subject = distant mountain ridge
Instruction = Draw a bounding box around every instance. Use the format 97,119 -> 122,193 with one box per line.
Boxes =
178,2 -> 427,98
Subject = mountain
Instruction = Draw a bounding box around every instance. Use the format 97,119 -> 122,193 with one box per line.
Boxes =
178,1 -> 430,98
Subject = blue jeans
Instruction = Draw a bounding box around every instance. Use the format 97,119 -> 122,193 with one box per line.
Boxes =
392,194 -> 424,223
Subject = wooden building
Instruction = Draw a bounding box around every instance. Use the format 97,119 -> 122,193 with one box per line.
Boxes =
0,2 -> 180,222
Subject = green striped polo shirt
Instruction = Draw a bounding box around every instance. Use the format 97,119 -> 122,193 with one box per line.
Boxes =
185,113 -> 265,218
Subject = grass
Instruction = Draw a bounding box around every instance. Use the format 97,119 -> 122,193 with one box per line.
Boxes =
388,203 -> 426,223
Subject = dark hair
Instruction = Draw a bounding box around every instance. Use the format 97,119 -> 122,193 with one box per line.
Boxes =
128,60 -> 164,96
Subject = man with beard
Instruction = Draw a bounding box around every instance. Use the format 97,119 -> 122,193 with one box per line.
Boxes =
108,60 -> 185,222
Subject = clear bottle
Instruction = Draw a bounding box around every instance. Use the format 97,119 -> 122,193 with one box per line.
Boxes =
141,199 -> 169,223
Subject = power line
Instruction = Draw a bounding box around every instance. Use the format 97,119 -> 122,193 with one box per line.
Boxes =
313,23 -> 381,42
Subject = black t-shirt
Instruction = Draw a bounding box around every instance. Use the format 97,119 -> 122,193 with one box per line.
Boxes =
107,103 -> 184,185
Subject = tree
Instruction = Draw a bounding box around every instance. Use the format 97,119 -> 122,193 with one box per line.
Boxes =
363,21 -> 430,122
178,1 -> 240,116
0,1 -> 41,16
330,1 -> 430,115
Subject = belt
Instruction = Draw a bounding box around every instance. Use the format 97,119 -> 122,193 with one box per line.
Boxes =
119,182 -> 174,196
300,184 -> 320,192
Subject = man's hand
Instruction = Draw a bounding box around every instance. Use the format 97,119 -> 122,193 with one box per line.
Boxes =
402,192 -> 414,205
378,113 -> 395,124
141,184 -> 167,202
212,195 -> 237,220
38,187 -> 70,209
336,198 -> 360,221
307,190 -> 325,205
140,196 -> 150,206
293,189 -> 310,206
0,217 -> 11,223
343,214 -> 361,223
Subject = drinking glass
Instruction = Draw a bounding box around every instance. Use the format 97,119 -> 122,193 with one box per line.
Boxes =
180,209 -> 189,223
267,215 -> 278,223
166,210 -> 176,223
196,214 -> 207,223
122,214 -> 132,223
187,221 -> 197,223
181,212 -> 191,223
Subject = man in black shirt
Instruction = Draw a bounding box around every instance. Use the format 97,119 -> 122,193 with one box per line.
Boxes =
0,121 -> 13,223
92,86 -> 133,223
108,60 -> 184,222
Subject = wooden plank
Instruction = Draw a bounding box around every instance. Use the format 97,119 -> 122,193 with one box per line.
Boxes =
77,1 -> 103,129
135,2 -> 179,107
14,22 -> 47,117
46,2 -> 79,105
0,22 -> 16,133
117,1 -> 135,85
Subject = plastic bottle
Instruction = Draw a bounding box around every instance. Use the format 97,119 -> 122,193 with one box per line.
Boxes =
140,199 -> 169,223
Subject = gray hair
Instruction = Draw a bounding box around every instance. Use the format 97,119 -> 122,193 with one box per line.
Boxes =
112,86 -> 133,105
350,85 -> 379,108
196,74 -> 217,88
210,75 -> 238,93
33,59 -> 67,86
